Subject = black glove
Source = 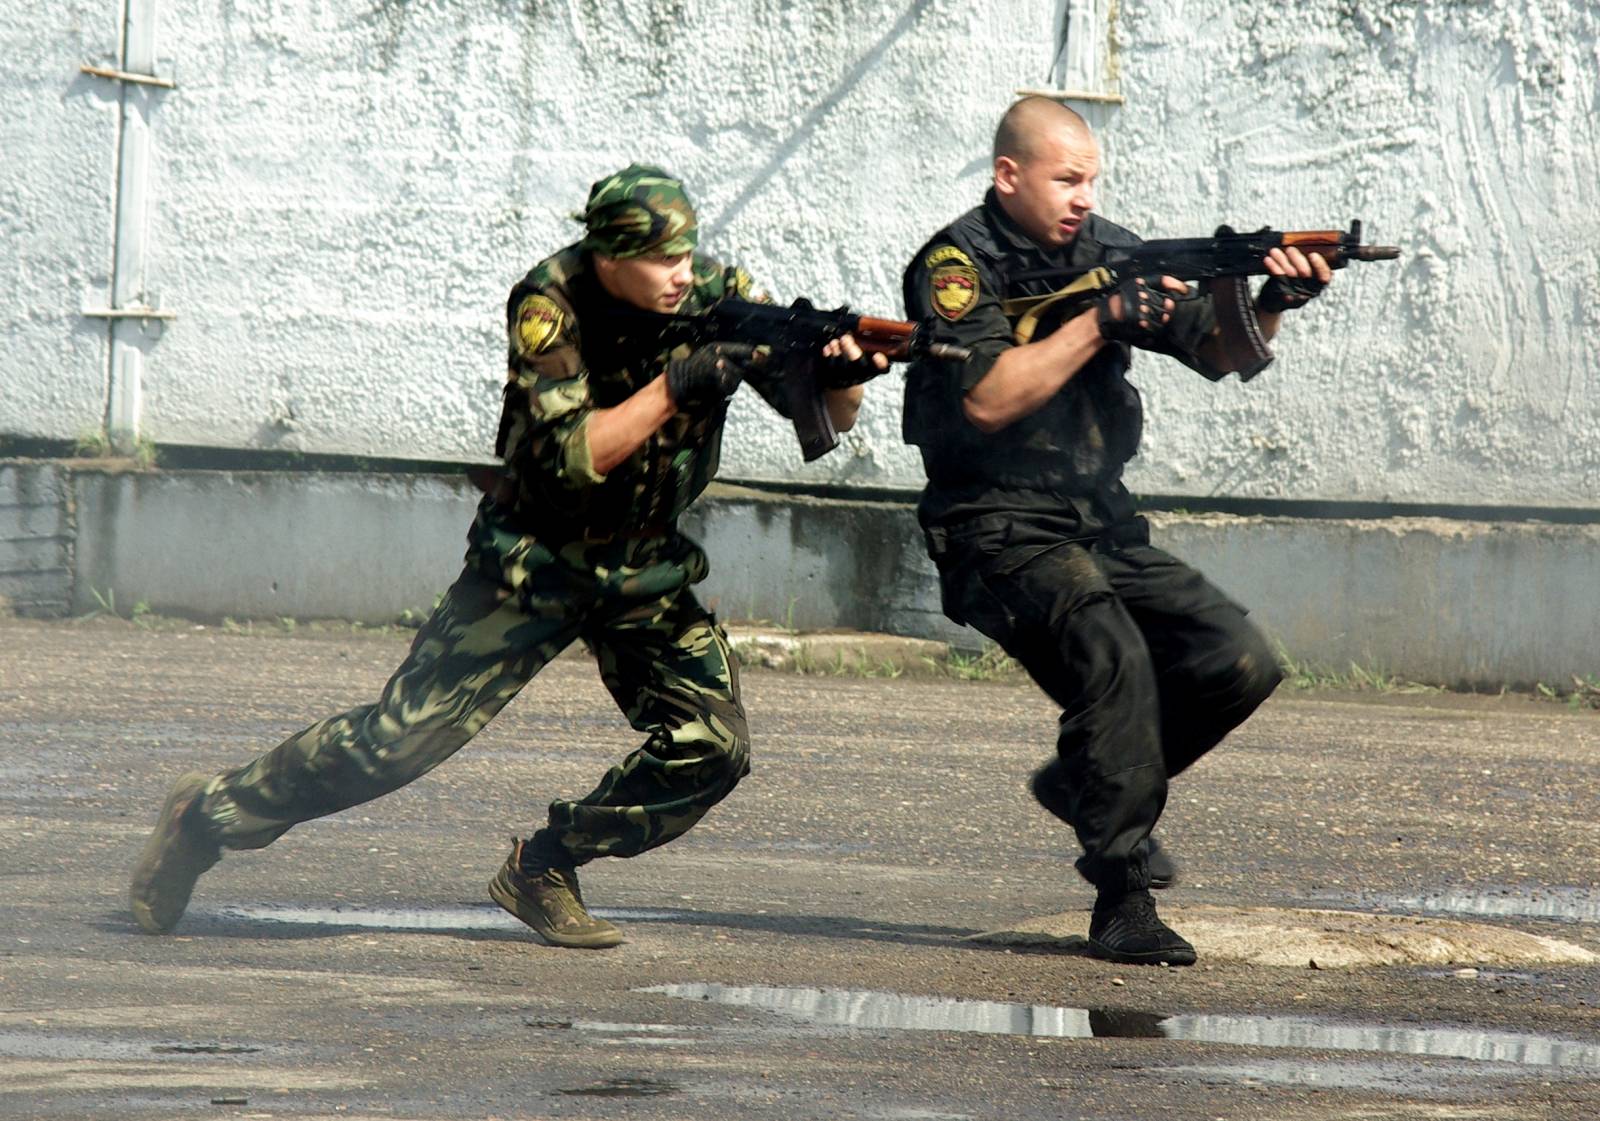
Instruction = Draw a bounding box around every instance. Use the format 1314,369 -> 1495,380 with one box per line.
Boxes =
1257,272 -> 1327,313
818,350 -> 885,389
666,342 -> 761,410
1096,274 -> 1181,346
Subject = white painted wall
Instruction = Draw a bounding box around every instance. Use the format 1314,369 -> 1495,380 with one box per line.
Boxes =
4,1 -> 1597,508
1,3 -> 121,443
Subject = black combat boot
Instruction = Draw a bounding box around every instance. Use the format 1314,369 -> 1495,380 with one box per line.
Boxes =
1088,889 -> 1196,966
489,838 -> 623,949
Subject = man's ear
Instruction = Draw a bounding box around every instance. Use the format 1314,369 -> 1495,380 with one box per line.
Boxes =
993,156 -> 1021,198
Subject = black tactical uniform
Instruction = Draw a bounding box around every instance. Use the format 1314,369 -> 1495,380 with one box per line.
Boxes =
903,191 -> 1282,897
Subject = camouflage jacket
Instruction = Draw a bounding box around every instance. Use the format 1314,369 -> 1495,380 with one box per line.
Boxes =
494,245 -> 786,537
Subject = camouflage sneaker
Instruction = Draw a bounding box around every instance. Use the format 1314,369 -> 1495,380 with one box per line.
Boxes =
129,772 -> 221,934
1088,889 -> 1197,966
489,840 -> 623,949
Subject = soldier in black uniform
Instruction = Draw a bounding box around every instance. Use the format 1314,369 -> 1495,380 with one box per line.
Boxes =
903,98 -> 1334,965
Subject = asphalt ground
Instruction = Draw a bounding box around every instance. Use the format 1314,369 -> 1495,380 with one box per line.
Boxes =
2,615 -> 1598,1120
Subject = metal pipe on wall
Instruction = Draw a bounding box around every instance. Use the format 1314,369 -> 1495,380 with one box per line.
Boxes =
105,0 -> 161,453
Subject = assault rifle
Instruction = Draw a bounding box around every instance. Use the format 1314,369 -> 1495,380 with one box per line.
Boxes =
1003,220 -> 1399,379
623,297 -> 971,462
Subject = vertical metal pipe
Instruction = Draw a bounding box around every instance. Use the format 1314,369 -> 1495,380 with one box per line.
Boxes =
1049,0 -> 1072,87
1059,0 -> 1099,92
106,0 -> 159,453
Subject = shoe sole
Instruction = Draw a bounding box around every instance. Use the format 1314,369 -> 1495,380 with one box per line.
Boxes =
489,868 -> 623,949
1087,937 -> 1197,967
129,772 -> 215,935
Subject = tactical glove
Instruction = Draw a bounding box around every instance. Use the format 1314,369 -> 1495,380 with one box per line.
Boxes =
1256,272 -> 1327,313
666,342 -> 761,410
1096,274 -> 1181,346
818,350 -> 885,389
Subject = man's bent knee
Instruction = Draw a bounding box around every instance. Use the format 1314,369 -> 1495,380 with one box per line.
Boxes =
675,708 -> 751,793
1189,626 -> 1282,724
1221,631 -> 1283,713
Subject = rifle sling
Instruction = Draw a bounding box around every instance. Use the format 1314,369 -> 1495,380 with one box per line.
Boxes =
1003,267 -> 1115,344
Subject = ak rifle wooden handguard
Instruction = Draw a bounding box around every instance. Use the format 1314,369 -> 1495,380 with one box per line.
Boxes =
851,315 -> 972,363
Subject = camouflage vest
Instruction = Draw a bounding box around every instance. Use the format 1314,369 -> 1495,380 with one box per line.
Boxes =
495,246 -> 769,536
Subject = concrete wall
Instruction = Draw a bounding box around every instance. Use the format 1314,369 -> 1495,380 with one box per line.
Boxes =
0,463 -> 75,617
1160,513 -> 1600,689
48,465 -> 1600,688
4,2 -> 1597,509
73,468 -> 472,622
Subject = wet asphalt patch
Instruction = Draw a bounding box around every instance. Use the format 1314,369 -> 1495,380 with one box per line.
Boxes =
642,983 -> 1600,1070
0,1031 -> 264,1061
193,902 -> 691,934
1157,1057 -> 1563,1096
554,1077 -> 679,1097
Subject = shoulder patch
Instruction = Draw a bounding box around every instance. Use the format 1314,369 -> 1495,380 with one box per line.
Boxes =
514,294 -> 565,354
926,246 -> 980,322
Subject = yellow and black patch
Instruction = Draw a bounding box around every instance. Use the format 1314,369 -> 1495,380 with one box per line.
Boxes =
514,294 -> 564,355
926,246 -> 979,321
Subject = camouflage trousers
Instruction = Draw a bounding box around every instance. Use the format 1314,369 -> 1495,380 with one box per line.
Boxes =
194,504 -> 750,865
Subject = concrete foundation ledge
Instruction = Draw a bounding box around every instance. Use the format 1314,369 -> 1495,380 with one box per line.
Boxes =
723,628 -> 956,678
2,460 -> 1596,689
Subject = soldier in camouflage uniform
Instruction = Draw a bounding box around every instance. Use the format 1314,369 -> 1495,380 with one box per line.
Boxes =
903,99 -> 1334,966
130,164 -> 879,948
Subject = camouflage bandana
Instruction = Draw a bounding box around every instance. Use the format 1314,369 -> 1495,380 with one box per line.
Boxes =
577,164 -> 699,259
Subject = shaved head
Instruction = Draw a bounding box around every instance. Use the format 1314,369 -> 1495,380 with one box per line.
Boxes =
993,97 -> 1093,165
990,98 -> 1101,247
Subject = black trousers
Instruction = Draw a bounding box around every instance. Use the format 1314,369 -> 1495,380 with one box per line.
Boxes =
929,515 -> 1281,894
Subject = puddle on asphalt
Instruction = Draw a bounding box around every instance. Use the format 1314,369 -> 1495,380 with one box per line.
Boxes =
202,903 -> 689,931
1371,888 -> 1600,924
0,1031 -> 261,1061
522,1019 -> 696,1045
642,984 -> 1600,1069
554,1077 -> 678,1097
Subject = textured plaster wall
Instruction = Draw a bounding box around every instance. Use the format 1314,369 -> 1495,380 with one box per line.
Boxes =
5,1 -> 1598,508
1109,1 -> 1600,508
0,4 -> 120,442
